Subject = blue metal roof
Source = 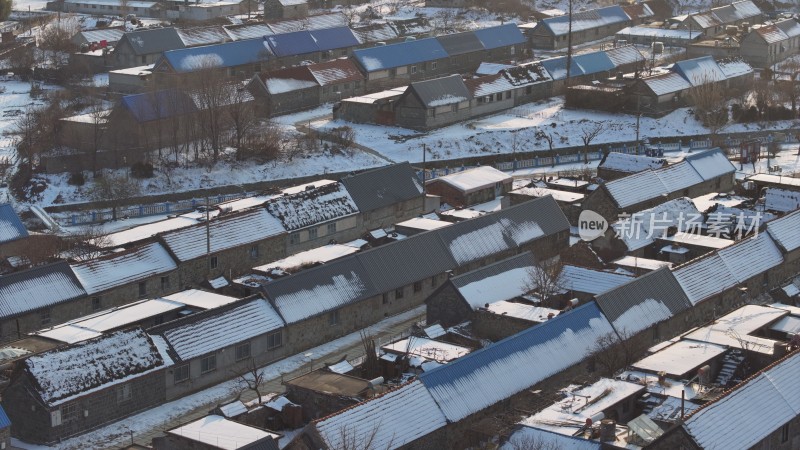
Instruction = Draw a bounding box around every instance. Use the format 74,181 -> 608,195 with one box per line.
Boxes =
0,405 -> 10,429
160,38 -> 273,73
121,89 -> 197,123
354,38 -> 448,71
574,50 -> 615,74
266,30 -> 320,57
0,203 -> 27,243
309,27 -> 360,51
671,56 -> 726,85
473,23 -> 525,50
540,55 -> 585,80
419,302 -> 607,388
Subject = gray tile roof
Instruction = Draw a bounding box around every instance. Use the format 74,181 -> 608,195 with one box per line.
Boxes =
119,27 -> 185,56
340,162 -> 423,212
0,262 -> 86,319
408,75 -> 471,108
594,267 -> 692,336
451,251 -> 535,289
436,31 -> 484,56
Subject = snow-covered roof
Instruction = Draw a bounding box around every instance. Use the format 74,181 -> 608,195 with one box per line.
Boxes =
672,56 -> 727,86
767,209 -> 800,253
162,289 -> 239,309
538,5 -> 631,36
0,262 -> 86,319
502,426 -> 602,450
103,216 -> 199,247
559,265 -> 633,295
616,26 -> 698,40
426,166 -> 511,194
770,315 -> 800,335
177,26 -> 230,47
765,188 -> 800,213
465,63 -> 552,98
716,232 -> 783,283
34,325 -> 102,344
160,209 -> 285,262
641,72 -> 693,96
255,244 -> 359,272
167,415 -> 279,450
382,336 -> 471,363
683,305 -> 787,354
595,267 -> 692,336
0,204 -> 27,243
520,378 -> 645,435
748,173 -> 800,188
612,197 -> 700,251
683,350 -> 800,449
613,255 -> 672,271
485,301 -> 559,323
162,298 -> 284,360
265,182 -> 358,231
510,186 -> 583,203
340,162 -> 424,213
600,152 -> 665,173
718,59 -> 753,78
660,231 -> 733,249
24,328 -> 170,407
407,75 -> 470,108
419,302 -> 616,422
684,148 -> 736,180
673,253 -> 740,305
70,242 -> 177,295
475,62 -> 515,75
395,217 -> 451,232
451,252 -> 535,309
632,340 -> 727,378
314,381 -> 447,449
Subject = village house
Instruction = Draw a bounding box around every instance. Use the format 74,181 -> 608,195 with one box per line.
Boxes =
152,38 -> 273,84
111,28 -> 186,69
222,12 -> 347,40
740,18 -> 800,68
150,296 -> 286,400
582,148 -> 736,221
541,45 -> 646,95
765,188 -> 800,213
0,262 -> 88,343
631,339 -> 727,380
615,25 -> 702,47
650,349 -> 800,449
680,0 -> 763,38
264,0 -> 308,21
154,415 -> 281,449
284,369 -> 374,421
70,242 -> 179,314
425,166 -> 512,208
248,58 -> 365,116
71,27 -> 125,49
48,0 -> 163,18
3,328 -> 172,444
529,5 -> 633,50
165,1 -> 245,22
597,152 -> 667,180
508,185 -> 584,224
379,336 -> 472,376
0,203 -> 31,262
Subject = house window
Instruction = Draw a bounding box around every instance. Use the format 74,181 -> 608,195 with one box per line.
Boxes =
210,256 -> 218,269
309,227 -> 318,240
61,402 -> 78,422
410,65 -> 417,74
431,61 -> 437,70
160,276 -> 170,291
235,342 -> 251,361
329,310 -> 340,325
91,297 -> 101,311
495,93 -> 502,101
40,309 -> 51,325
395,287 -> 404,299
249,245 -> 259,259
290,232 -> 301,245
781,424 -> 789,443
116,384 -> 132,404
138,281 -> 147,298
382,292 -> 389,304
413,281 -> 422,293
267,330 -> 282,349
201,354 -> 217,374
327,222 -> 336,234
174,364 -> 190,384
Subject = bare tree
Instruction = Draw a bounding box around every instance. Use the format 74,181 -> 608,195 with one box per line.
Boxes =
534,130 -> 555,164
186,59 -> 230,162
688,74 -> 728,139
87,100 -> 109,175
775,58 -> 800,113
88,173 -> 141,220
524,257 -> 565,308
360,330 -> 380,380
11,106 -> 43,172
37,15 -> 81,73
589,331 -> 642,377
580,123 -> 604,163
62,223 -> 111,260
225,85 -> 258,152
234,357 -> 267,404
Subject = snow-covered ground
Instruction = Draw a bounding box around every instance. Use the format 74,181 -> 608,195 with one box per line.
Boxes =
12,305 -> 425,450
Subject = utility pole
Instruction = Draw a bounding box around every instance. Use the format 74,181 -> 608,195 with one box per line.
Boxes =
635,94 -> 641,154
422,143 -> 427,195
206,194 -> 211,276
565,0 -> 574,87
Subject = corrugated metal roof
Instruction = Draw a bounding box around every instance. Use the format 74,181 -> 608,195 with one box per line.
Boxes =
559,265 -> 633,295
266,12 -> 347,35
307,58 -> 363,86
573,50 -> 615,74
604,170 -> 669,209
163,299 -> 284,360
177,26 -> 230,47
600,152 -> 665,173
223,22 -> 272,40
353,38 -> 447,72
767,209 -> 800,252
450,252 -> 535,308
776,18 -> 800,39
160,38 -> 272,73
71,242 -> 178,295
264,182 -> 358,231
352,22 -> 399,44
540,55 -> 584,80
339,162 -> 423,212
0,262 -> 86,318
604,45 -> 645,67
685,148 -> 735,180
539,5 -> 630,36
419,302 -> 616,422
594,267 -> 692,336
0,203 -> 27,243
436,31 -> 484,56
309,26 -> 360,51
357,231 -> 456,293
119,27 -> 185,56
265,30 -> 318,57
121,89 -> 197,123
656,161 -> 704,191
672,56 -> 726,86
684,351 -> 800,449
473,23 -> 525,49
75,27 -> 125,44
673,253 -> 740,305
408,75 -> 470,108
